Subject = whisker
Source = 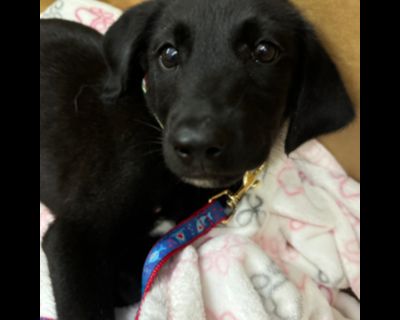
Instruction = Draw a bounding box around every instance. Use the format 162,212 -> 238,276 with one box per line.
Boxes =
139,149 -> 163,159
148,141 -> 163,146
133,119 -> 163,133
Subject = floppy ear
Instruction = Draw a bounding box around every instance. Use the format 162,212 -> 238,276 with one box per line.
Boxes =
284,29 -> 355,154
102,1 -> 160,102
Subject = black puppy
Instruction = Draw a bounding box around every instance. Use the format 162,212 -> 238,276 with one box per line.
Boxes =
40,0 -> 354,319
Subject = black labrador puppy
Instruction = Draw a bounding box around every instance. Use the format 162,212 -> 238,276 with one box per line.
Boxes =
40,0 -> 354,319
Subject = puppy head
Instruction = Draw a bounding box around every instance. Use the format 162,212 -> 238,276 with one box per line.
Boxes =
102,0 -> 354,189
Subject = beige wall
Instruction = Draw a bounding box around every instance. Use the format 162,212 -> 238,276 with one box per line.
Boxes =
290,0 -> 360,181
40,0 -> 360,181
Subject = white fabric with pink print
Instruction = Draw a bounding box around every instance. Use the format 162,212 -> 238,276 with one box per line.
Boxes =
40,1 -> 360,319
40,0 -> 120,33
132,127 -> 360,320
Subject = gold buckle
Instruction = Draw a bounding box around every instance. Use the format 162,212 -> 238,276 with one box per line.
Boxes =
208,163 -> 266,223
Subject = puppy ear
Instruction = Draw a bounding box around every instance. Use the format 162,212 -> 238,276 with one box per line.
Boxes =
102,1 -> 160,102
284,29 -> 355,154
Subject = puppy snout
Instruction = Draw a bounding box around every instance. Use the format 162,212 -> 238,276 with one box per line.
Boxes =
171,127 -> 226,164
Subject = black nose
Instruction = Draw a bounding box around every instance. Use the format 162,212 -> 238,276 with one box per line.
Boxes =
172,127 -> 226,163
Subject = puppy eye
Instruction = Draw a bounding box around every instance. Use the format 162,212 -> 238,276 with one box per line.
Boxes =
159,46 -> 179,69
253,42 -> 279,63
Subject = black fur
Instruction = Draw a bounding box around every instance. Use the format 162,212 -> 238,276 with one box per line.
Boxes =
40,0 -> 354,319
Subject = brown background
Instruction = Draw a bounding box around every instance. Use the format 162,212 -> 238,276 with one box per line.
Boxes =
40,0 -> 360,181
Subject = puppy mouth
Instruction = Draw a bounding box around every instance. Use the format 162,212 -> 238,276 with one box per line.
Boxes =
181,174 -> 243,189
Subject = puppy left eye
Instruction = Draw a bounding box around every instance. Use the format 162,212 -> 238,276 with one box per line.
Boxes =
253,42 -> 279,63
159,46 -> 179,69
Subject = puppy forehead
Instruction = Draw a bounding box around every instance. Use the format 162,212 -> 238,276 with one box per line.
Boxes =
163,0 -> 292,17
156,0 -> 300,45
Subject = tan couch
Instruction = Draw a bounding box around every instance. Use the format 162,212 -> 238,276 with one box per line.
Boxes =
40,0 -> 360,181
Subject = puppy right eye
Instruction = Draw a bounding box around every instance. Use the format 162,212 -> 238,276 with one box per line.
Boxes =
159,46 -> 179,70
253,42 -> 279,63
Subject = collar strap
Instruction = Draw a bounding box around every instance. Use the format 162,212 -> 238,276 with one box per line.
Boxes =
136,200 -> 228,319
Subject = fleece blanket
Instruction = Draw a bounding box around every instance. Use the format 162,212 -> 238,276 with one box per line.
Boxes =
40,1 -> 360,319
